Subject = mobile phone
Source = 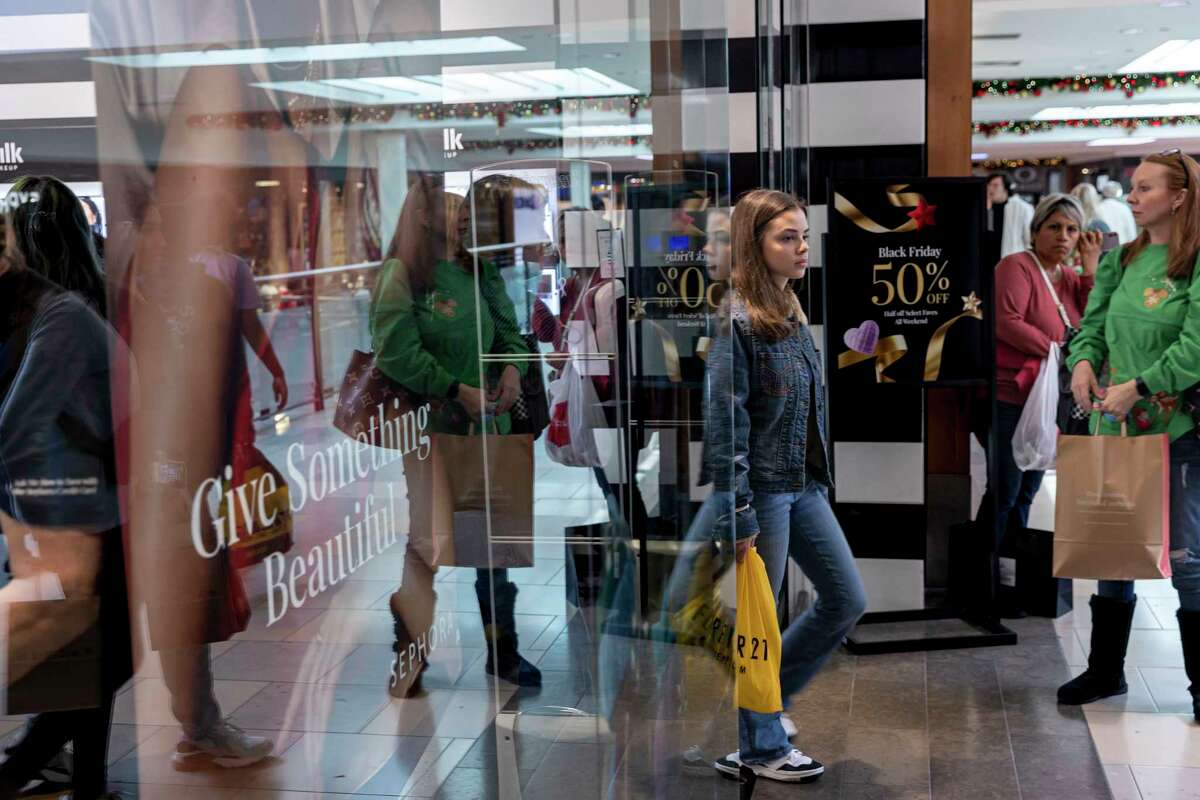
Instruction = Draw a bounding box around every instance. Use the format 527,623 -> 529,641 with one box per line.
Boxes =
1101,231 -> 1120,254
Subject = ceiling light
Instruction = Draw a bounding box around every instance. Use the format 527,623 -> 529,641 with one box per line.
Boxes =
1086,137 -> 1158,146
1121,27 -> 1144,35
1160,0 -> 1190,7
255,180 -> 280,187
89,35 -> 524,68
1120,39 -> 1200,71
258,67 -> 641,106
1033,101 -> 1200,120
527,124 -> 653,138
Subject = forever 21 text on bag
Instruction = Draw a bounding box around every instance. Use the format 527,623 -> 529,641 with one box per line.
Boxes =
735,548 -> 783,714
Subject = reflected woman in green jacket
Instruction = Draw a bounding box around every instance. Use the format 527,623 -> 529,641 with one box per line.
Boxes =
1059,151 -> 1200,722
374,174 -> 541,697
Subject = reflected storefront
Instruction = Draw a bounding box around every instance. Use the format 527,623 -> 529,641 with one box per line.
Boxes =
0,2 -> 745,798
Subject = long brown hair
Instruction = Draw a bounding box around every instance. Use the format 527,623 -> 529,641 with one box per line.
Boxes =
1120,151 -> 1200,281
383,173 -> 458,296
731,189 -> 807,341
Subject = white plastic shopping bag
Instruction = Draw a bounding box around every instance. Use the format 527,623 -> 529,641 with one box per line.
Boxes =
1012,343 -> 1060,472
544,359 -> 607,467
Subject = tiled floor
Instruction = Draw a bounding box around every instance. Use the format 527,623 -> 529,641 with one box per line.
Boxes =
5,406 -> 1191,798
1053,579 -> 1200,800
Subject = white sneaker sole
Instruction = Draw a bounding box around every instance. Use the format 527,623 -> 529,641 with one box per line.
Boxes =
714,758 -> 824,783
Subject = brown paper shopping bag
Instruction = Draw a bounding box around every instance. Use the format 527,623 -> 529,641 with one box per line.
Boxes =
407,431 -> 534,569
1053,423 -> 1171,581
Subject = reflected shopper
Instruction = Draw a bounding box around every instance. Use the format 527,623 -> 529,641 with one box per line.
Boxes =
375,174 -> 541,697
708,189 -> 866,784
0,189 -> 132,800
115,197 -> 273,769
1059,151 -> 1200,722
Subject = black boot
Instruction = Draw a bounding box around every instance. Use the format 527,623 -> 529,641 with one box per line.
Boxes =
388,591 -> 430,699
1058,594 -> 1136,705
477,580 -> 542,687
1178,609 -> 1200,723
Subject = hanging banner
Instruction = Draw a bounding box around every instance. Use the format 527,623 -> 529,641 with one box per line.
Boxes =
827,178 -> 990,385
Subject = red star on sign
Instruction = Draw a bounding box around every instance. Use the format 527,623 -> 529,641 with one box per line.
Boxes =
906,197 -> 938,229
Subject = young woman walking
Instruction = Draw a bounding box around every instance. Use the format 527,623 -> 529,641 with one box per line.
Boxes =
709,189 -> 867,783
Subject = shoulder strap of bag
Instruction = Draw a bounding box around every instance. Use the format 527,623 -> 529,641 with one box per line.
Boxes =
1029,251 -> 1073,329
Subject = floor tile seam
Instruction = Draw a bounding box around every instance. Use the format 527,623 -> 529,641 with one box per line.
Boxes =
923,650 -> 932,800
1106,763 -> 1146,800
994,658 -> 1025,800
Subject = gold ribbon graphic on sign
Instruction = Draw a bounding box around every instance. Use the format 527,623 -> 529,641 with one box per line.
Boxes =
833,184 -> 929,234
924,292 -> 984,382
837,335 -> 909,383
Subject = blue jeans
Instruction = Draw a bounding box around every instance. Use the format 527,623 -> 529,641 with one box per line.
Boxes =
739,485 -> 868,763
1098,432 -> 1200,612
996,401 -> 1045,549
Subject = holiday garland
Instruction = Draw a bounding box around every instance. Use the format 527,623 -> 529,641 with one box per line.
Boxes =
975,116 -> 1200,137
188,96 -> 650,131
975,71 -> 1200,99
978,158 -> 1065,170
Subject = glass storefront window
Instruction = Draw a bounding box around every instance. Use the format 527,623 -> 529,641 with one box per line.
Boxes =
0,3 -> 739,798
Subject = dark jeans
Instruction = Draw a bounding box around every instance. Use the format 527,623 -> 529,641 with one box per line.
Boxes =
1099,432 -> 1200,612
0,692 -> 114,800
996,401 -> 1045,550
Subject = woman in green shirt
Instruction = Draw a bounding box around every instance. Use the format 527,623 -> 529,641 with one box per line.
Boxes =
374,174 -> 541,696
1059,151 -> 1200,723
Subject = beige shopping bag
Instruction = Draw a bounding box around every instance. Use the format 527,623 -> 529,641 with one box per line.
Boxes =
408,432 -> 534,569
1053,423 -> 1171,580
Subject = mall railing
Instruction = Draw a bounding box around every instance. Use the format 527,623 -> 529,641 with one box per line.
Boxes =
249,261 -> 382,420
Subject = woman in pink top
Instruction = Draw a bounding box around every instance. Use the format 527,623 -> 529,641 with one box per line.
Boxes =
993,193 -> 1102,614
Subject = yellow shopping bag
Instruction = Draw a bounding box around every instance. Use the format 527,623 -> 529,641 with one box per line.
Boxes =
734,548 -> 783,713
672,585 -> 736,674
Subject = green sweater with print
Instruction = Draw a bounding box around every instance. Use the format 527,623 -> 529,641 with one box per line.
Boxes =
1066,244 -> 1200,441
369,257 -> 528,434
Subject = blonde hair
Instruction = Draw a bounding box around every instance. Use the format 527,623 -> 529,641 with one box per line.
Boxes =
731,189 -> 807,341
1121,152 -> 1200,281
1071,183 -> 1103,226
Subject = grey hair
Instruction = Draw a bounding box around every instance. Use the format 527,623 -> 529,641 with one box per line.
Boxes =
1101,182 -> 1123,199
1030,193 -> 1084,236
1071,183 -> 1104,224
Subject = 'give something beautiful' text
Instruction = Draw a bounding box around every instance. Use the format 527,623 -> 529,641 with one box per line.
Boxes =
189,400 -> 431,626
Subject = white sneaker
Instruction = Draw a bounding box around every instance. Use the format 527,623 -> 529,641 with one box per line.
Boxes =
781,714 -> 798,739
713,749 -> 824,783
172,720 -> 274,770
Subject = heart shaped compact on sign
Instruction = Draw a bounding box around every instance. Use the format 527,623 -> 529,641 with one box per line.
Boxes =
843,320 -> 880,355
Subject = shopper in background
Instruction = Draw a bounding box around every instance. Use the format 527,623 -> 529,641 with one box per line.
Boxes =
1100,182 -> 1139,244
707,189 -> 866,784
1060,151 -> 1200,723
0,184 -> 132,800
375,173 -> 542,697
80,196 -> 106,262
988,172 -> 1035,259
993,193 -> 1101,616
1071,182 -> 1113,235
5,176 -> 105,311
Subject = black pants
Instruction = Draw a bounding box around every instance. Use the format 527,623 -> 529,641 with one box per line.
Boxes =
0,690 -> 115,800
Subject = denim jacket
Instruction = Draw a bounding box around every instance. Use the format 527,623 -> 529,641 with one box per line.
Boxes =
706,298 -> 831,540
